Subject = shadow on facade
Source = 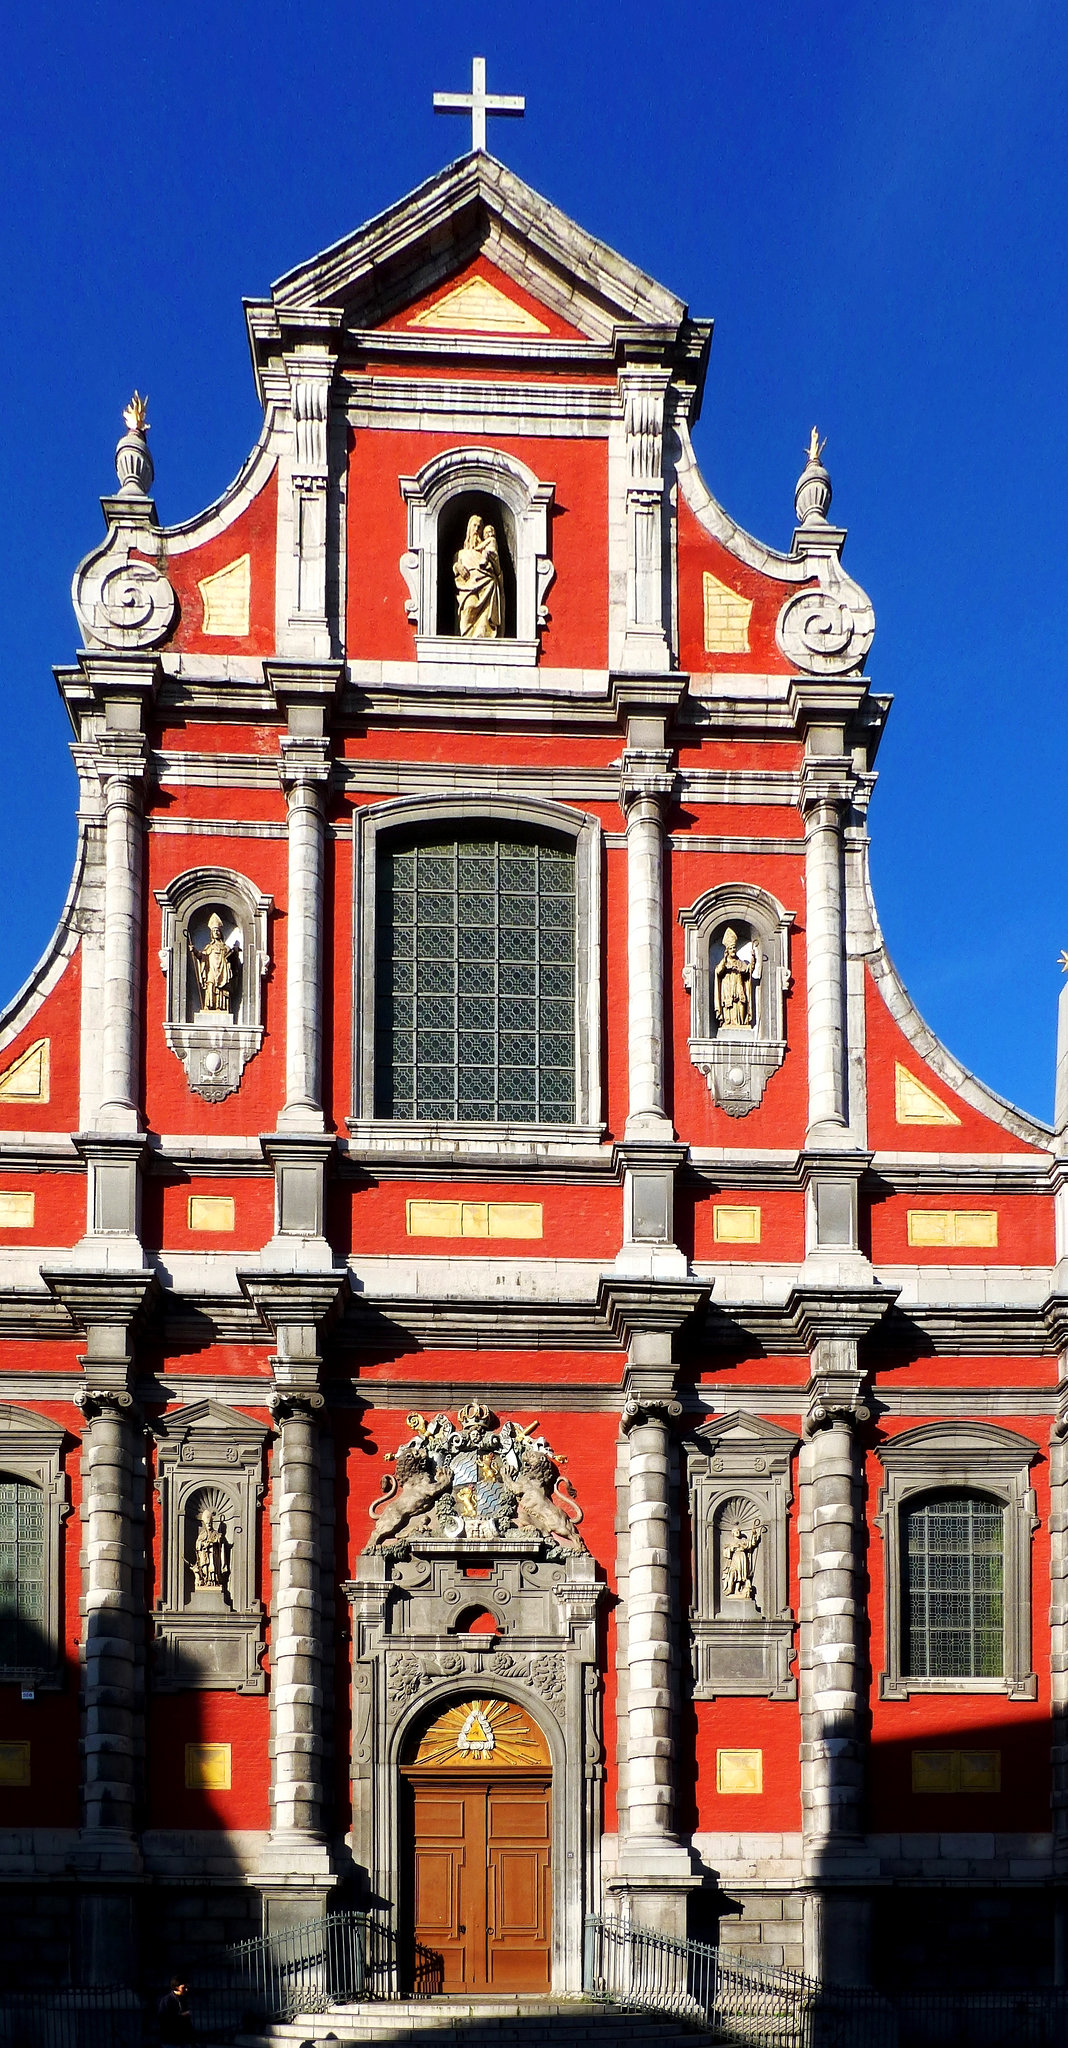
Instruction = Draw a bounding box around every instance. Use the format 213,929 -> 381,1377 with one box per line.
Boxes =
686,1704 -> 1060,1996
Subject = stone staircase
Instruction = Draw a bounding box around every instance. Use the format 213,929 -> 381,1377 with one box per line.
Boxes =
230,1996 -> 716,2046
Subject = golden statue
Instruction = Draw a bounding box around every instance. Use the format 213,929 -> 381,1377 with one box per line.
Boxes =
714,926 -> 759,1029
453,514 -> 504,639
189,912 -> 235,1016
805,426 -> 826,464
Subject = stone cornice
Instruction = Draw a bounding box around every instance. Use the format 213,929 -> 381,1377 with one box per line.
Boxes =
598,1276 -> 708,1343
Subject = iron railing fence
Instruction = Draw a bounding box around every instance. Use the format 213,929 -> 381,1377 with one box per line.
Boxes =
193,1907 -> 369,2029
0,1986 -> 142,2048
583,1913 -> 1068,2048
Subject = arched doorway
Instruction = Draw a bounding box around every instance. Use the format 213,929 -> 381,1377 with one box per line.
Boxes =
401,1695 -> 552,1994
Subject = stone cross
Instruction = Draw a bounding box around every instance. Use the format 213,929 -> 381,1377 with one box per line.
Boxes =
434,56 -> 525,154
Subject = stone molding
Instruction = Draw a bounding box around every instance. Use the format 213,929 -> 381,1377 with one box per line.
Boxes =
876,1420 -> 1039,1702
399,444 -> 554,653
680,882 -> 795,1117
152,1399 -> 268,1693
686,1411 -> 799,1699
155,867 -> 272,1102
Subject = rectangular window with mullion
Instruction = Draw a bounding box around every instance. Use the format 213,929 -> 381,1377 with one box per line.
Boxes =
903,1492 -> 1005,1679
375,833 -> 576,1123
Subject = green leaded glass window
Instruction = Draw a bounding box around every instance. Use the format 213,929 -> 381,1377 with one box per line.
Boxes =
903,1491 -> 1004,1679
0,1477 -> 44,1669
375,832 -> 576,1123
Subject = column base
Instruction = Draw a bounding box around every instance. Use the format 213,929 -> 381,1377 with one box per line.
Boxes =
802,1887 -> 873,1987
608,1841 -> 701,1941
76,1886 -> 140,1986
256,1845 -> 337,1935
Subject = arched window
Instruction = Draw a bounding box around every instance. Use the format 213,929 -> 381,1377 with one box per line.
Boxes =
374,829 -> 576,1123
399,446 -> 554,661
0,1476 -> 45,1670
876,1422 -> 1037,1701
903,1491 -> 1004,1679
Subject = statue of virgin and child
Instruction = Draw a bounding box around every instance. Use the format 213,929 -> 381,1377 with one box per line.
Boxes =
452,514 -> 504,639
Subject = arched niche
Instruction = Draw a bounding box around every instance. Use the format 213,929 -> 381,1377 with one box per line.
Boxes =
155,867 -> 272,1102
679,881 -> 794,1117
399,446 -> 554,665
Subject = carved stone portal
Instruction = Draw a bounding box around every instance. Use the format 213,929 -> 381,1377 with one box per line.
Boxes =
345,1534 -> 604,1995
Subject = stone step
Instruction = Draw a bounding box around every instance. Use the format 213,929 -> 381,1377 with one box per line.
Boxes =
230,2003 -> 715,2048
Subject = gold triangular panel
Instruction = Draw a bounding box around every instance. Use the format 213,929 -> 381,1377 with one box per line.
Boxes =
407,276 -> 550,335
894,1062 -> 962,1127
198,554 -> 251,637
0,1039 -> 49,1104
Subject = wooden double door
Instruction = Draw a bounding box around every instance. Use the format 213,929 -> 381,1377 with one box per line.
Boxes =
404,1770 -> 552,1993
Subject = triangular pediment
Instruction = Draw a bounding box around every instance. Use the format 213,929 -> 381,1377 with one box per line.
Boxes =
154,1398 -> 268,1445
690,1410 -> 800,1452
256,151 -> 699,355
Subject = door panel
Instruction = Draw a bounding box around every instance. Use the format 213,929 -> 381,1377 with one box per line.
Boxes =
407,1772 -> 552,1994
487,1781 -> 551,1991
408,1782 -> 483,1989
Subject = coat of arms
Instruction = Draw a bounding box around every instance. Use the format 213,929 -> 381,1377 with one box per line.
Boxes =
366,1403 -> 585,1554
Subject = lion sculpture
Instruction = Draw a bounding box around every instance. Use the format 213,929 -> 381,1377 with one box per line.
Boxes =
505,1449 -> 586,1553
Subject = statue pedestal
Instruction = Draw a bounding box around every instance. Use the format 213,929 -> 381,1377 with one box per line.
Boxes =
188,1583 -> 228,1613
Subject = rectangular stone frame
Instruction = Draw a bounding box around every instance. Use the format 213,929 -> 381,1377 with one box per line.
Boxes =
152,1400 -> 268,1693
876,1421 -> 1039,1702
686,1411 -> 799,1700
0,1407 -> 68,1689
349,792 -> 603,1138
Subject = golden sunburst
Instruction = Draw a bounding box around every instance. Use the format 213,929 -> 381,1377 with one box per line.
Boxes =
409,1696 -> 550,1769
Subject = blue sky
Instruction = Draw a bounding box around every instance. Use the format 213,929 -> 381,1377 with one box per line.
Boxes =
0,0 -> 1065,1118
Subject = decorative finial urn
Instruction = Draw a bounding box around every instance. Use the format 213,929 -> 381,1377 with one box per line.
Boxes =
794,426 -> 831,525
115,391 -> 154,496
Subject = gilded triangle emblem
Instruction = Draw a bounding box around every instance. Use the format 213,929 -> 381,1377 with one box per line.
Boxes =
0,1038 -> 49,1104
457,1705 -> 496,1758
894,1062 -> 962,1127
407,276 -> 549,335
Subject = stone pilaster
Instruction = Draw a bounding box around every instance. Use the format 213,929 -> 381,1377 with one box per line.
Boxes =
600,1278 -> 706,1937
238,1270 -> 350,1930
40,1269 -> 157,1982
280,738 -> 330,1130
619,365 -> 672,671
277,336 -> 340,661
263,663 -> 342,1264
614,696 -> 689,1278
799,756 -> 854,1147
789,1286 -> 892,1988
61,654 -> 160,1261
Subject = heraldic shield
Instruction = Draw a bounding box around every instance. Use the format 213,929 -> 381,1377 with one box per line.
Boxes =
366,1402 -> 586,1552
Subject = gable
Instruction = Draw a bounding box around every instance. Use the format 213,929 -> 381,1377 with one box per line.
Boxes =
255,153 -> 698,360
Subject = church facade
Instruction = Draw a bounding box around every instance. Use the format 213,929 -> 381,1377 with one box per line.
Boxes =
0,145 -> 1063,1997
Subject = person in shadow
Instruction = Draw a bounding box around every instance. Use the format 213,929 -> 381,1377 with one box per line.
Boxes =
157,1977 -> 195,2044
